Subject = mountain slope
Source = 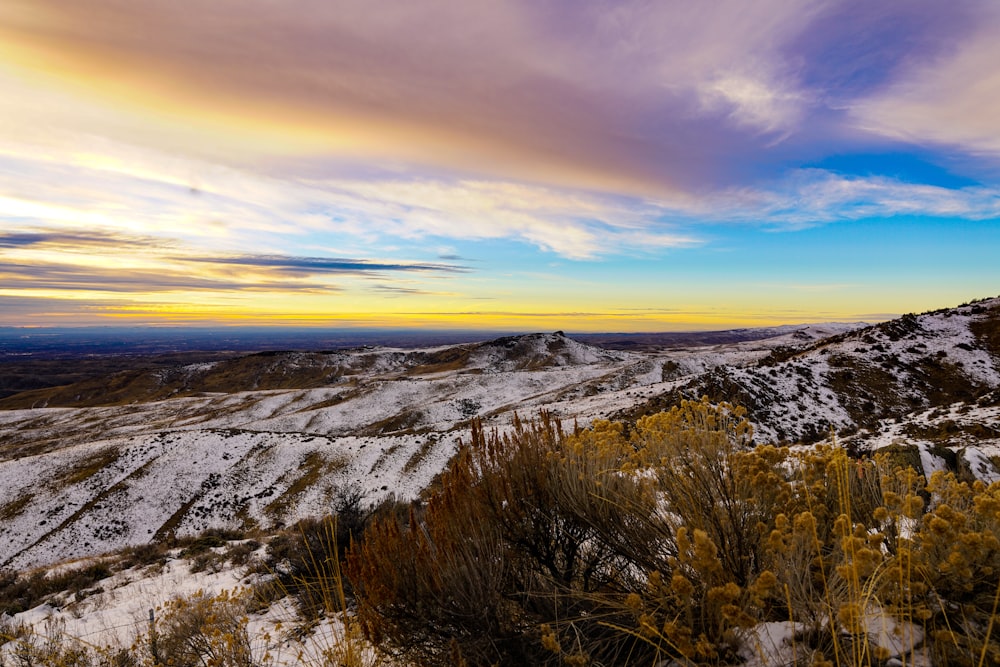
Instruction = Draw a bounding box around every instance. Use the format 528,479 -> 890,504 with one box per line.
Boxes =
616,298 -> 1000,444
0,334 -> 646,568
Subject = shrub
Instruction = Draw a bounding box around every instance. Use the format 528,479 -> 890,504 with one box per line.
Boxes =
915,472 -> 1000,665
346,400 -> 1000,666
347,404 -> 755,666
145,589 -> 259,667
0,562 -> 112,616
0,615 -> 129,667
258,484 -> 371,619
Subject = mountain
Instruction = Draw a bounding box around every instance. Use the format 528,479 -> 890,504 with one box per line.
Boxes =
615,298 -> 1000,444
570,323 -> 867,350
0,332 -> 628,409
0,333 -> 645,569
1,300 -> 999,570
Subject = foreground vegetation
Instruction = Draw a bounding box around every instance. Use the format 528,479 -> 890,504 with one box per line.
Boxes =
348,400 -> 1000,666
4,400 -> 1000,666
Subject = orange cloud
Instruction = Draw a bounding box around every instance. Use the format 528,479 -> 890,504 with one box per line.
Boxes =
0,0 -> 825,196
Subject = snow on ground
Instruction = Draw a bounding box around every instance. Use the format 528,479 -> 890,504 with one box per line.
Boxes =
856,402 -> 1000,461
916,443 -> 950,480
961,446 -> 1000,485
2,311 -> 996,570
0,547 -> 396,667
738,621 -> 802,667
8,556 -> 247,650
736,610 -> 930,667
917,307 -> 1000,387
0,428 -> 461,570
721,354 -> 856,444
673,301 -> 1000,446
0,550 -> 375,667
0,331 -> 803,570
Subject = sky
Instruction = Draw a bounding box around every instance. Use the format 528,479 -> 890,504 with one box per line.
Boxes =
1,0 -> 999,332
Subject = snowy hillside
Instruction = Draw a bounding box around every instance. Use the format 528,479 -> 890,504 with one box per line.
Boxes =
0,333 -> 670,568
2,302 -> 1000,570
623,298 -> 1000,446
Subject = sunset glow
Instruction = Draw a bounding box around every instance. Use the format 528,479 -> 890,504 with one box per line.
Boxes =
2,1 -> 999,331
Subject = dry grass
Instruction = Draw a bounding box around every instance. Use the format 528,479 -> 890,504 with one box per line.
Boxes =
400,436 -> 438,475
263,452 -> 346,523
263,518 -> 387,667
358,410 -> 427,436
58,448 -> 122,487
0,493 -> 34,524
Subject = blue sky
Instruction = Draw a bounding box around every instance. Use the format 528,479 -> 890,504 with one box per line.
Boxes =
0,0 -> 998,330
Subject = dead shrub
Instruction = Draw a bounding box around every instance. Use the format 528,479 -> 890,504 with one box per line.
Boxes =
145,590 -> 258,667
347,405 -> 754,666
257,484 -> 372,619
346,400 -> 1000,666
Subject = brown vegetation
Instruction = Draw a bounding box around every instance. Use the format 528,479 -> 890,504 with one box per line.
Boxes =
346,401 -> 1000,666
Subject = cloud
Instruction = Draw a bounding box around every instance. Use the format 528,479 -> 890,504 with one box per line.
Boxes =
182,254 -> 467,276
0,221 -> 468,298
0,260 -> 339,293
850,5 -> 1000,156
0,295 -> 131,323
0,229 -> 167,249
0,0 -> 858,193
655,170 -> 1000,228
698,73 -> 805,137
0,145 -> 702,260
0,249 -> 465,293
325,178 -> 701,259
369,285 -> 450,297
787,0 -> 977,98
752,171 -> 1000,225
3,0 -> 997,200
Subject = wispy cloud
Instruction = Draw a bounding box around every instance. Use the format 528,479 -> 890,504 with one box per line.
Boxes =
182,254 -> 467,275
698,72 -> 806,138
0,261 -> 338,293
0,231 -> 155,249
653,170 -> 1000,228
850,5 -> 1000,156
0,224 -> 467,301
0,146 -> 701,260
0,229 -> 170,251
741,172 -> 1000,226
369,285 -> 452,297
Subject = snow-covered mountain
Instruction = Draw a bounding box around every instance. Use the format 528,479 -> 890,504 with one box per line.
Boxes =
623,298 -> 1000,444
1,299 -> 999,570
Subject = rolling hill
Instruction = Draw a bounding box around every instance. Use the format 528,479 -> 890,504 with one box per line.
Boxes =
1,298 -> 999,570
